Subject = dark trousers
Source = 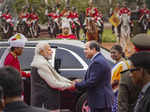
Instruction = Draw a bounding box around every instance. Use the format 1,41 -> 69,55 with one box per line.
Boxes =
90,108 -> 112,112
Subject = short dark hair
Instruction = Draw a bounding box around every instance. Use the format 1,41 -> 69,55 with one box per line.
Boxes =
0,66 -> 22,98
89,40 -> 100,52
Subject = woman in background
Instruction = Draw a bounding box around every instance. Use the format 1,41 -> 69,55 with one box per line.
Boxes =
110,45 -> 130,112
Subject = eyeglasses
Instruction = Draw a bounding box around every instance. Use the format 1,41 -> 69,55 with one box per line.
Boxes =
121,68 -> 140,74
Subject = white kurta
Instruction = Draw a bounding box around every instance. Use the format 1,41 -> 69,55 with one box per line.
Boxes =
31,55 -> 72,91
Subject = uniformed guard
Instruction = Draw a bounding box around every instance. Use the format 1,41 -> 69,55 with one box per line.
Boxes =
129,51 -> 150,112
132,33 -> 150,52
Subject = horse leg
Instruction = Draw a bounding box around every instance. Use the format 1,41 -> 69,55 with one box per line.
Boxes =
86,32 -> 89,41
76,25 -> 80,40
120,36 -> 126,53
114,27 -> 120,44
87,33 -> 93,41
125,27 -> 131,54
126,35 -> 132,54
96,32 -> 99,43
97,30 -> 102,43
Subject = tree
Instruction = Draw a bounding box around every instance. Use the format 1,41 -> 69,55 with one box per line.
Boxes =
145,0 -> 150,9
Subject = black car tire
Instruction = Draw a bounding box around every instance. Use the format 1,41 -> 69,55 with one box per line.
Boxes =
75,93 -> 89,112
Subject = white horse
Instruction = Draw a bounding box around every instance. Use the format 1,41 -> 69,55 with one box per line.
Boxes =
120,14 -> 131,53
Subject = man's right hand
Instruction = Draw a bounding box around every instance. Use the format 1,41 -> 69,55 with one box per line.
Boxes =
73,79 -> 82,83
67,82 -> 76,91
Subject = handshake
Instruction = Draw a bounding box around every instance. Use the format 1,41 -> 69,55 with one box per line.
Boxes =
66,79 -> 82,91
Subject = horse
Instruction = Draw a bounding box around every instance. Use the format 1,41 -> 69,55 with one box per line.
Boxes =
0,17 -> 13,39
130,12 -> 149,38
120,14 -> 131,53
48,16 -> 58,38
86,17 -> 99,42
139,14 -> 149,33
71,18 -> 81,40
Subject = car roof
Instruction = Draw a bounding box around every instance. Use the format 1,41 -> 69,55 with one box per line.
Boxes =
0,39 -> 114,63
0,39 -> 84,47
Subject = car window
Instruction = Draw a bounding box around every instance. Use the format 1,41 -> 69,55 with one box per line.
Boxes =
0,47 -> 35,70
0,47 -> 56,70
20,47 -> 56,70
19,48 -> 35,70
55,48 -> 83,69
0,48 -> 6,58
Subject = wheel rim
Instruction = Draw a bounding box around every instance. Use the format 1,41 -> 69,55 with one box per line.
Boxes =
82,100 -> 89,112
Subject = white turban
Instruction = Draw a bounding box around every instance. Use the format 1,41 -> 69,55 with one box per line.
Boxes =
62,22 -> 70,29
61,17 -> 72,34
8,33 -> 27,48
0,33 -> 27,67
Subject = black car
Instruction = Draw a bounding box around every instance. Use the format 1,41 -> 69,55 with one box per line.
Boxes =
0,39 -> 114,112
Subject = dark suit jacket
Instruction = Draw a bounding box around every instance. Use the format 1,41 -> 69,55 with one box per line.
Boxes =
135,85 -> 150,112
118,71 -> 141,112
75,53 -> 114,109
3,101 -> 49,112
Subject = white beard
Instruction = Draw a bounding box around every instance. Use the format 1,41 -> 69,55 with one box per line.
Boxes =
45,54 -> 52,60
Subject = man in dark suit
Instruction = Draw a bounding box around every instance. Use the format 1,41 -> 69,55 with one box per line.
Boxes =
71,40 -> 114,112
0,66 -> 49,112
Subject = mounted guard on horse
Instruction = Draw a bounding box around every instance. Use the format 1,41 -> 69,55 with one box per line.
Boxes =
17,7 -> 30,35
131,3 -> 150,36
0,7 -> 14,39
118,2 -> 132,53
138,3 -> 150,33
46,7 -> 60,38
69,7 -> 81,40
83,1 -> 103,43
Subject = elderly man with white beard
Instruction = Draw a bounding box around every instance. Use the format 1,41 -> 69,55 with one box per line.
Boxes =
30,42 -> 73,112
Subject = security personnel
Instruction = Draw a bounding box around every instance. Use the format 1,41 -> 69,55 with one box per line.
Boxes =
1,9 -> 13,26
119,2 -> 131,17
129,51 -> 150,112
19,7 -> 30,23
119,2 -> 133,36
118,33 -> 150,112
86,1 -> 98,18
139,3 -> 150,19
132,33 -> 150,52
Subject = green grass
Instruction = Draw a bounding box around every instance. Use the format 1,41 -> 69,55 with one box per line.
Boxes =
102,29 -> 116,43
148,30 -> 150,35
79,28 -> 117,43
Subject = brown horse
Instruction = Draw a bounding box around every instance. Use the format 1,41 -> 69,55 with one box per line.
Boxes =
86,18 -> 99,41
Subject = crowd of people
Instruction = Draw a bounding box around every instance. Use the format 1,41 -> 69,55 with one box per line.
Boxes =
109,1 -> 150,54
110,2 -> 150,38
45,1 -> 104,41
0,1 -> 104,40
0,31 -> 150,112
0,1 -> 150,112
0,1 -> 150,41
0,6 -> 40,38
